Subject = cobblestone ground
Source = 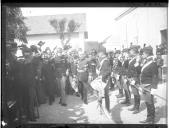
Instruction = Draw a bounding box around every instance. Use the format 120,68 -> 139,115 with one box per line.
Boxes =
30,82 -> 167,124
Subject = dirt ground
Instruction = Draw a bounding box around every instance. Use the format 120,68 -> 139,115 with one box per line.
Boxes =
30,82 -> 167,124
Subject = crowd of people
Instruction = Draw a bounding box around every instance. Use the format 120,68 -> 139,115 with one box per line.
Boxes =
3,41 -> 164,125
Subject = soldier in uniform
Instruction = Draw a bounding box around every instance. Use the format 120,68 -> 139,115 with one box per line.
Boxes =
97,51 -> 111,113
88,49 -> 98,82
68,52 -> 80,97
54,48 -> 69,106
139,46 -> 158,124
77,53 -> 89,104
120,48 -> 131,106
108,52 -> 116,90
87,49 -> 98,94
127,45 -> 141,114
112,50 -> 123,98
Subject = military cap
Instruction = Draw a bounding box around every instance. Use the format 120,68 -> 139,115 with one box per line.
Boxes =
129,45 -> 140,52
38,41 -> 45,46
142,45 -> 153,54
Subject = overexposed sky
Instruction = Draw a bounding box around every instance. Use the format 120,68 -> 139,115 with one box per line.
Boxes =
21,7 -> 129,42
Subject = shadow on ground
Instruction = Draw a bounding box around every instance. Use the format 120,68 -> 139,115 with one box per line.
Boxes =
32,93 -> 99,124
155,105 -> 167,123
110,102 -> 123,124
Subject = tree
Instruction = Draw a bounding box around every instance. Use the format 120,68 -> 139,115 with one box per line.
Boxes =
5,7 -> 28,59
6,7 -> 28,45
49,18 -> 80,50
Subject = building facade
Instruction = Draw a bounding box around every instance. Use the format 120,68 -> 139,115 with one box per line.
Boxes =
24,13 -> 87,51
114,7 -> 167,54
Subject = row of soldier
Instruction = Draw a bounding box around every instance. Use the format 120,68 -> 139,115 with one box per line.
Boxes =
5,41 -> 162,124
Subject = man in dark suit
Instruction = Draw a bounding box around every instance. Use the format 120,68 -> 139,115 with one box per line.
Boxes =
98,51 -> 111,113
139,46 -> 158,124
77,53 -> 89,104
112,50 -> 123,98
54,48 -> 69,107
127,45 -> 141,114
22,47 -> 39,121
41,53 -> 56,106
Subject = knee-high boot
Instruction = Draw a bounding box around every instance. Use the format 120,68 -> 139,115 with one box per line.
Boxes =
121,90 -> 131,105
116,89 -> 124,98
133,95 -> 140,114
128,95 -> 137,111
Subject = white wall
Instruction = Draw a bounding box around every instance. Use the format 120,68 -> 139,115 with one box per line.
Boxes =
115,7 -> 167,54
26,32 -> 85,51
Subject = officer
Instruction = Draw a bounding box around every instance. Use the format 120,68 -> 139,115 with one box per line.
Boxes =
139,46 -> 158,124
107,51 -> 115,90
120,48 -> 131,106
87,49 -> 98,94
88,49 -> 98,82
54,48 -> 69,107
127,45 -> 141,114
68,53 -> 80,97
97,51 -> 111,113
22,46 -> 39,121
112,50 -> 123,98
77,53 -> 89,104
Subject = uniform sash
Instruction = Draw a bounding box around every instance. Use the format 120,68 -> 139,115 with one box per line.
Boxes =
98,57 -> 108,75
141,60 -> 153,73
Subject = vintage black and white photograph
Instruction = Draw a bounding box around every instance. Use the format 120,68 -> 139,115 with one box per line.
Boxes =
2,6 -> 167,126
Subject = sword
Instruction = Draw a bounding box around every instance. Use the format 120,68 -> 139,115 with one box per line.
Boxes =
131,83 -> 167,101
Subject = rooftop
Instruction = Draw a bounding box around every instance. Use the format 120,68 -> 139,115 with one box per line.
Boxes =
24,13 -> 86,35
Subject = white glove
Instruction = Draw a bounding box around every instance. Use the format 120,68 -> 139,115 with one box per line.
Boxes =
134,62 -> 139,67
66,69 -> 69,76
35,76 -> 38,80
131,80 -> 135,85
124,79 -> 127,84
150,89 -> 157,95
116,74 -> 120,80
111,72 -> 114,77
96,69 -> 100,75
